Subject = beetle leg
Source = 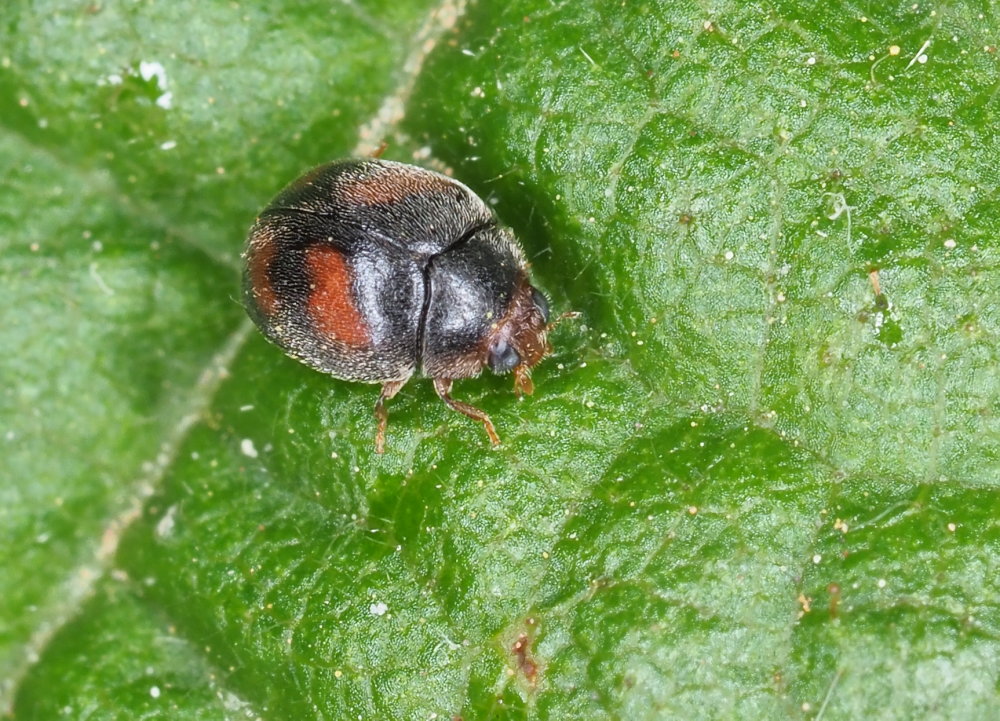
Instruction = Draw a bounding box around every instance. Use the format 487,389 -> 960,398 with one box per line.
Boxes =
432,378 -> 501,447
374,380 -> 406,454
513,364 -> 535,397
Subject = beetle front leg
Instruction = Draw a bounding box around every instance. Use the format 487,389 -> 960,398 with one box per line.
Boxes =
512,364 -> 534,397
374,380 -> 406,454
432,378 -> 500,447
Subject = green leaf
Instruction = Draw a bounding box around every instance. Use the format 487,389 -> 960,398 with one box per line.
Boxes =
3,1 -> 998,719
15,582 -> 242,720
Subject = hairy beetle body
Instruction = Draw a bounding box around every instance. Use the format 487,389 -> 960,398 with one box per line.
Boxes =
243,159 -> 551,451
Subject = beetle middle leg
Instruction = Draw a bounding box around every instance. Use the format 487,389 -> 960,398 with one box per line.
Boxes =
374,380 -> 406,454
432,378 -> 500,447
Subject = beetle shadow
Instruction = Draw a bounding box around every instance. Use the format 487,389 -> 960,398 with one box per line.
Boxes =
460,163 -> 611,335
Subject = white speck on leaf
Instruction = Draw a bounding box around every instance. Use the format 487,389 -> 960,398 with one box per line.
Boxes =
89,263 -> 114,296
905,39 -> 932,70
156,505 -> 177,539
139,60 -> 167,86
369,601 -> 388,616
138,60 -> 172,109
240,438 -> 258,458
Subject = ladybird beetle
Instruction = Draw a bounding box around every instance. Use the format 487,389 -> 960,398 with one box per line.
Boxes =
242,159 -> 553,453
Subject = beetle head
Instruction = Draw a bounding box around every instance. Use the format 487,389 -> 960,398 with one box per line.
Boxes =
485,279 -> 551,396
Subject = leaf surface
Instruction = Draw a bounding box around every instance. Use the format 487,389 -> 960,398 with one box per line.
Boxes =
2,1 -> 998,719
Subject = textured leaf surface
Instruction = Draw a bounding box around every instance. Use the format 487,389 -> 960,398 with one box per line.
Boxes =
2,1 -> 998,719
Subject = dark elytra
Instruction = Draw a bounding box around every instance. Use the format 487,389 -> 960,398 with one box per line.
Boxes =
242,158 -> 553,452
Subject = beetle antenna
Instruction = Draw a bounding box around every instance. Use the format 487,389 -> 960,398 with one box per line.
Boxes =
546,310 -> 581,333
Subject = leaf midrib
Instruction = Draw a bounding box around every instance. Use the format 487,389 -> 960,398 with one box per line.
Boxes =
2,0 -> 472,709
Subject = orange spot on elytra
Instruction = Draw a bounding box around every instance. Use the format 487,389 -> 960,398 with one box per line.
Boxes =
306,246 -> 369,347
247,234 -> 279,316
